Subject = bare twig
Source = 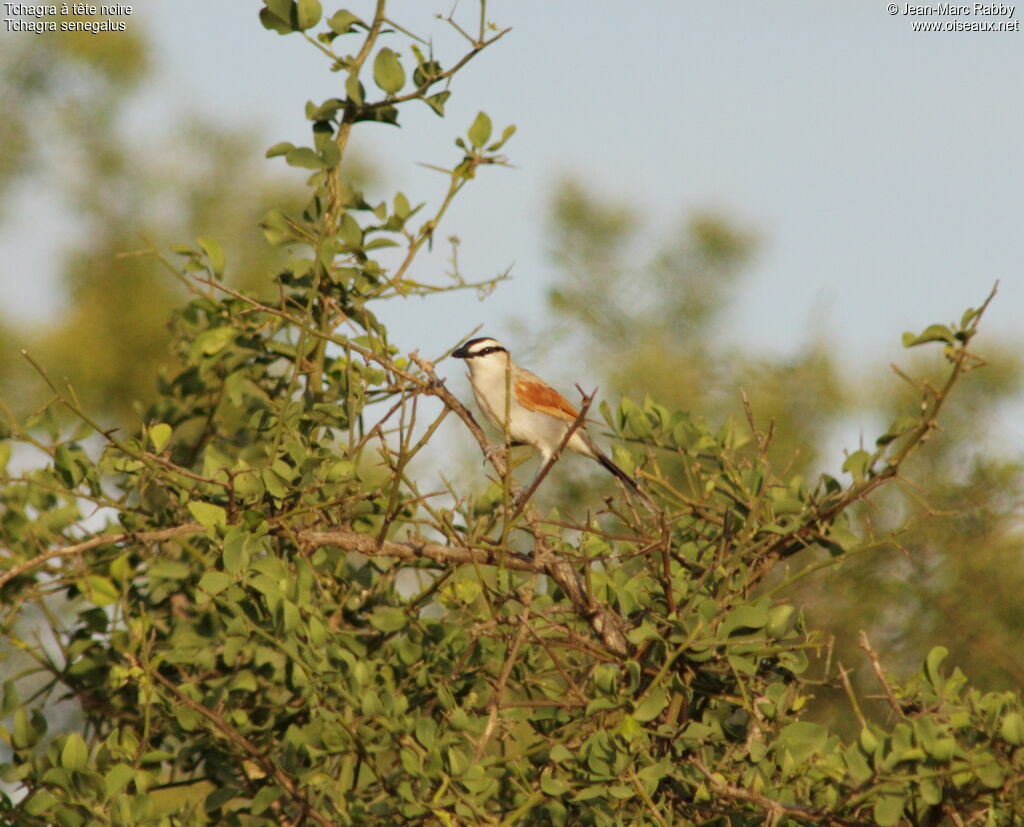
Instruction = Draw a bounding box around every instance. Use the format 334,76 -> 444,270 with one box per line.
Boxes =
838,664 -> 868,731
858,631 -> 905,719
628,769 -> 670,827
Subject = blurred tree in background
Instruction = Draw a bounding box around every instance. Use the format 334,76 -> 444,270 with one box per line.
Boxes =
543,178 -> 1024,725
0,22 -> 337,423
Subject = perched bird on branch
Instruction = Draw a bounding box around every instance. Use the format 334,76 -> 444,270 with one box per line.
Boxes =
452,336 -> 641,494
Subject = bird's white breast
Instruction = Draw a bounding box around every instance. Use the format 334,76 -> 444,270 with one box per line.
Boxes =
464,353 -> 512,428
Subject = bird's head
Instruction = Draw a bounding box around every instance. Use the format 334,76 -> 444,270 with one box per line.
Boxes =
451,337 -> 509,364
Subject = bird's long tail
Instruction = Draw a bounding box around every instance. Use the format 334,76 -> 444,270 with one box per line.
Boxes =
596,452 -> 639,492
595,451 -> 658,509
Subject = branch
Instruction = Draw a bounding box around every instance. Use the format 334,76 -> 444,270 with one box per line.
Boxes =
409,351 -> 507,477
300,526 -> 632,657
4,524 -> 632,658
0,524 -> 204,590
750,283 -> 999,583
359,25 -> 512,112
859,631 -> 905,718
299,527 -> 534,572
146,668 -> 334,827
689,757 -> 854,826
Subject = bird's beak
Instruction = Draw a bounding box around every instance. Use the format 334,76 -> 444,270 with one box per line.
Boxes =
451,343 -> 470,359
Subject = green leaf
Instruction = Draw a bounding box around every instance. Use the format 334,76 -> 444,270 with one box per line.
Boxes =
446,746 -> 470,776
1001,711 -> 1024,745
260,208 -> 294,246
842,449 -> 872,483
902,323 -> 955,348
370,607 -> 407,632
415,716 -> 437,749
373,48 -> 405,94
104,764 -> 135,799
280,599 -> 300,633
285,146 -> 326,170
975,756 -> 1005,788
364,238 -> 398,251
265,141 -> 295,158
86,575 -> 120,607
423,90 -> 451,116
54,443 -> 86,488
337,212 -> 363,248
148,423 -> 172,453
197,236 -> 225,278
345,73 -> 363,105
199,571 -> 232,596
188,501 -> 227,529
23,790 -> 58,816
468,111 -> 492,149
487,123 -> 517,151
61,733 -> 88,771
876,416 -> 918,447
223,530 -> 251,574
919,776 -> 942,805
825,523 -> 861,553
720,604 -> 768,637
413,57 -> 442,86
626,621 -> 662,645
549,744 -> 572,763
259,0 -> 293,34
149,559 -> 191,580
328,9 -> 362,34
192,326 -> 236,357
205,786 -> 241,812
925,645 -> 948,690
845,745 -> 872,784
873,791 -> 906,826
251,785 -> 283,815
321,141 -> 341,167
592,663 -> 618,695
0,680 -> 18,717
929,737 -> 956,762
540,770 -> 569,797
13,707 -> 35,749
295,0 -> 321,30
766,604 -> 794,636
776,721 -> 829,763
632,686 -> 667,723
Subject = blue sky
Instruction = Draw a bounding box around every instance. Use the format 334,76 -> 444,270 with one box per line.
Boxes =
4,2 -> 1023,384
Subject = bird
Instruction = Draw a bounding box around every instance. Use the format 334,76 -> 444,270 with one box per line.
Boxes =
451,336 -> 642,495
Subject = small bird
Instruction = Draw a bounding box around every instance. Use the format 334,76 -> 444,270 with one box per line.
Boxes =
451,336 -> 641,494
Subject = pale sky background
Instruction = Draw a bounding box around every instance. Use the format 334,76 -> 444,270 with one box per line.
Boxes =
2,2 -> 1022,437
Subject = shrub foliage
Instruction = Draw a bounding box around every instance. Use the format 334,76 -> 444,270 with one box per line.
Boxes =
1,3 -> 1021,824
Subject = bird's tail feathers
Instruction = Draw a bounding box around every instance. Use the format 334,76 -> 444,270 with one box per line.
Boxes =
596,452 -> 640,492
579,435 -> 657,508
595,452 -> 660,511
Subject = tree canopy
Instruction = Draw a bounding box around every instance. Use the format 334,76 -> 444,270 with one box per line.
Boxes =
1,3 -> 1022,825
